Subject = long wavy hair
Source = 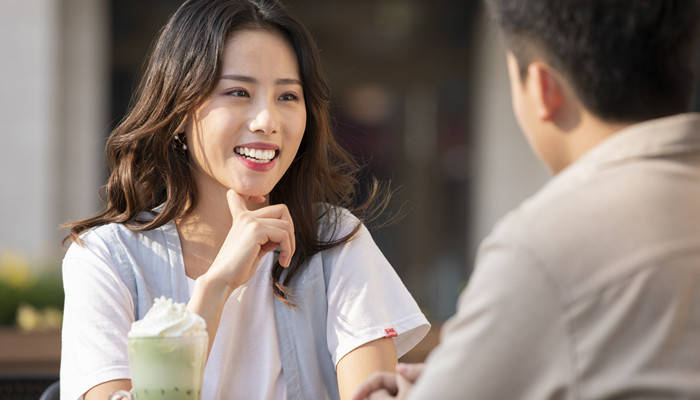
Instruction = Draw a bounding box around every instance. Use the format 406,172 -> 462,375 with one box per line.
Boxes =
65,0 -> 388,304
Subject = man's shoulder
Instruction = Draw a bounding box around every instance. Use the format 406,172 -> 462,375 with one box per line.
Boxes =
482,153 -> 700,300
479,169 -> 628,279
488,159 -> 647,246
484,176 -> 589,249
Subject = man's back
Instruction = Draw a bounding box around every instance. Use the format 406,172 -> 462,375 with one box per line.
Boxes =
410,114 -> 700,399
353,1 -> 700,398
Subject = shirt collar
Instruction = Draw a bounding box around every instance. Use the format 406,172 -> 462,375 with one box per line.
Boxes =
563,112 -> 700,174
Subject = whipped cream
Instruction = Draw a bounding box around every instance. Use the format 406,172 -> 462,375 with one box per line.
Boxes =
128,296 -> 207,338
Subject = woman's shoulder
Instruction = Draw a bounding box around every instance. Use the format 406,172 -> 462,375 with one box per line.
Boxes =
65,214 -> 169,260
73,221 -> 136,245
316,203 -> 364,243
63,226 -> 119,267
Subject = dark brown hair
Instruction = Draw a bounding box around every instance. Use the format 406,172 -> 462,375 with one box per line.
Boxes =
487,0 -> 698,122
65,0 -> 389,303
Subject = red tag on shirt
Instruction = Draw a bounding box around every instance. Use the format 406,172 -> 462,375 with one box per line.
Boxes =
384,328 -> 398,338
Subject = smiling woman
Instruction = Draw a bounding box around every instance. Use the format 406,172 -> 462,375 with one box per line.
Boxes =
60,1 -> 429,400
185,29 -> 307,198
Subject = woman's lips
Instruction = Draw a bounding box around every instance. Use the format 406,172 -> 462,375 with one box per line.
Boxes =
234,143 -> 279,172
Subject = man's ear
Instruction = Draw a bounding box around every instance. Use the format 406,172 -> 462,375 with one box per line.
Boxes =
527,62 -> 563,121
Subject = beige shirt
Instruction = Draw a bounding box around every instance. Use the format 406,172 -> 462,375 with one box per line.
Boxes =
411,114 -> 700,399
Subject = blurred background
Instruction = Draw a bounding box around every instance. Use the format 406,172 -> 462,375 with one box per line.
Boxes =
1,0 -> 699,396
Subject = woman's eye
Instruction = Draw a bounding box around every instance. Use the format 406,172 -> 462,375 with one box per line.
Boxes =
279,93 -> 298,101
226,88 -> 249,97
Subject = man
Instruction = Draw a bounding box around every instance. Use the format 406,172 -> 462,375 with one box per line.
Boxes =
355,0 -> 700,398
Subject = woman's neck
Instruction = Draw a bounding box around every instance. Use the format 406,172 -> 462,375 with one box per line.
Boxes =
179,183 -> 231,239
175,176 -> 270,278
175,185 -> 230,278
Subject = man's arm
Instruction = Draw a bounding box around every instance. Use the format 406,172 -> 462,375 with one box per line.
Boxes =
408,242 -> 572,400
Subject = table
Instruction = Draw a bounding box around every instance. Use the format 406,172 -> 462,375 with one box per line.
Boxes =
0,322 -> 441,374
0,328 -> 60,375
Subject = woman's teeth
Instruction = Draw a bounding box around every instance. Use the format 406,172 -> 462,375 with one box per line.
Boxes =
235,147 -> 277,163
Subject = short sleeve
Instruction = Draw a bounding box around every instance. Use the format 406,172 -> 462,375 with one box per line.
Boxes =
408,241 -> 572,400
323,214 -> 430,366
60,232 -> 135,400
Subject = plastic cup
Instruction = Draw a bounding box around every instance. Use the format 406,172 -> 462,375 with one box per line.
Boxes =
126,334 -> 207,400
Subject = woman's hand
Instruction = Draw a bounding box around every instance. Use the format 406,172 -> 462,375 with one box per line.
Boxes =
187,189 -> 295,355
205,189 -> 295,290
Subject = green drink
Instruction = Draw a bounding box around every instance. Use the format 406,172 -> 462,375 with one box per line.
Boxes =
128,335 -> 207,400
120,297 -> 209,400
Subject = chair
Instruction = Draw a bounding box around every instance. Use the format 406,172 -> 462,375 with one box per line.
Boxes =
39,380 -> 59,400
0,376 -> 58,400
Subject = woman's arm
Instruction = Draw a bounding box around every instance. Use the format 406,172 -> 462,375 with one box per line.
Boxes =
336,337 -> 397,400
61,240 -> 136,400
187,273 -> 233,354
187,190 -> 295,355
84,379 -> 131,400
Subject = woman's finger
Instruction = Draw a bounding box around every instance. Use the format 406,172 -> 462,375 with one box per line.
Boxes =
250,204 -> 296,247
251,203 -> 294,226
252,223 -> 294,267
247,218 -> 295,266
226,189 -> 249,217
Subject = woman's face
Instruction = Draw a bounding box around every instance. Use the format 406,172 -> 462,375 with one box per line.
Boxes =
185,28 -> 306,199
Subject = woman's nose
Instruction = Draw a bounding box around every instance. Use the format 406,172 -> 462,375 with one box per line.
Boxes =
248,105 -> 279,135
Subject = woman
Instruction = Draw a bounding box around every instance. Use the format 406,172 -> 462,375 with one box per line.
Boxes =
60,1 -> 429,399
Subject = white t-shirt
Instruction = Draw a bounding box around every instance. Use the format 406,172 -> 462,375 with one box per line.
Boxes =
60,212 -> 429,400
191,252 -> 287,399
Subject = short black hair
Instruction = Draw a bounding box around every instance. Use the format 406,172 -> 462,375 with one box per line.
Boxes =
486,0 -> 699,123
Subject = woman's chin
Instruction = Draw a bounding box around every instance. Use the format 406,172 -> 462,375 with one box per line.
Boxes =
225,177 -> 276,199
229,186 -> 271,199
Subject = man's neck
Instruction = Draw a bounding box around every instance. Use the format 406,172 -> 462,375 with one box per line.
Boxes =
555,111 -> 633,173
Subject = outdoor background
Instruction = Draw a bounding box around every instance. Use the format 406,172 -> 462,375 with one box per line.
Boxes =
1,0 -> 699,392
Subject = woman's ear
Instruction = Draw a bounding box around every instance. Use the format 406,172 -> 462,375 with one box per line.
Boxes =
528,62 -> 563,121
174,115 -> 190,134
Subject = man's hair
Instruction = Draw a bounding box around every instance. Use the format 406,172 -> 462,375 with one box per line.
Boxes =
487,0 -> 699,122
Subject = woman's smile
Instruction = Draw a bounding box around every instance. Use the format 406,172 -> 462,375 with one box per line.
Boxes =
185,28 -> 306,197
234,142 -> 280,171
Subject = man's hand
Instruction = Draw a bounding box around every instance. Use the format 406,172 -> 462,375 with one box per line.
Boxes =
352,363 -> 424,400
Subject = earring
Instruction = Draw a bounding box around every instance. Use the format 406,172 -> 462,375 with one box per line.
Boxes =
174,133 -> 187,151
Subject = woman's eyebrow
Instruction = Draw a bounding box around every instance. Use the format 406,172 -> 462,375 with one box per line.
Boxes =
220,74 -> 302,85
276,78 -> 302,86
